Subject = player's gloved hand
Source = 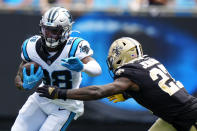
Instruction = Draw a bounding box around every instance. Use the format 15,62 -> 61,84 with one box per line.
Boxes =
36,85 -> 67,100
61,57 -> 84,72
107,94 -> 126,103
22,64 -> 43,90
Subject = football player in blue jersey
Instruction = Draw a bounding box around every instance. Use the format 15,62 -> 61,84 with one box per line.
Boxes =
37,37 -> 197,131
12,7 -> 102,131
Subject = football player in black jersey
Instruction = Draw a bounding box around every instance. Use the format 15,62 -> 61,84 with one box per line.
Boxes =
37,37 -> 197,131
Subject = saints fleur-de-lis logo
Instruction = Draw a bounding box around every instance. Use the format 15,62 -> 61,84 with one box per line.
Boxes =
112,45 -> 123,57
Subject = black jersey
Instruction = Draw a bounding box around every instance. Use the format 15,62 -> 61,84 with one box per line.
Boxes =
114,56 -> 197,131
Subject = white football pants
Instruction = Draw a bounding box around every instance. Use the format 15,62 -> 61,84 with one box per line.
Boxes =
11,93 -> 76,131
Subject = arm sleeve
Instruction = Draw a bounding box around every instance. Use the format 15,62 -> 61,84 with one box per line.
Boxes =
82,60 -> 102,76
75,40 -> 101,76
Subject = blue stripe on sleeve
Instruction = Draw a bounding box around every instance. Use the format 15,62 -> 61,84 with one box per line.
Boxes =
22,39 -> 31,62
60,112 -> 76,131
69,38 -> 83,57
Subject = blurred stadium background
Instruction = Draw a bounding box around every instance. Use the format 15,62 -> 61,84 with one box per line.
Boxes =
0,0 -> 197,130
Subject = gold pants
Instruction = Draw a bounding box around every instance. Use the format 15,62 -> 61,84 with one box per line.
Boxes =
148,118 -> 197,131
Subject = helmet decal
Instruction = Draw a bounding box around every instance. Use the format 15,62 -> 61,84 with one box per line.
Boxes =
64,11 -> 72,23
49,8 -> 60,23
112,45 -> 123,57
47,8 -> 55,22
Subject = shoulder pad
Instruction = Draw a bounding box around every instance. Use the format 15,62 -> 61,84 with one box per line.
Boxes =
28,35 -> 41,43
114,64 -> 146,84
68,37 -> 84,57
21,35 -> 41,62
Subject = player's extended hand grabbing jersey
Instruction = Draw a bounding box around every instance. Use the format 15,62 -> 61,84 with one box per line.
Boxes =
114,56 -> 197,131
21,35 -> 93,118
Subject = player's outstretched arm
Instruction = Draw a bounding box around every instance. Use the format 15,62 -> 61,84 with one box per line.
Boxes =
15,61 -> 26,90
66,77 -> 137,100
37,77 -> 138,100
37,82 -> 126,100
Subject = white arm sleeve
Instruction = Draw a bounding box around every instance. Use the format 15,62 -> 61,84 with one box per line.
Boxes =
74,39 -> 101,76
82,60 -> 102,77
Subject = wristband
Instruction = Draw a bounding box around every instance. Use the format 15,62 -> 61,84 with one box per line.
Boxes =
58,89 -> 68,100
122,92 -> 131,99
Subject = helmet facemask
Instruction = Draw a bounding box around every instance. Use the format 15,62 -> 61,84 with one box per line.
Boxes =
41,25 -> 64,48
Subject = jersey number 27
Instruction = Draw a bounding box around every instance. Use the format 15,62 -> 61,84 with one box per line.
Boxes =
149,64 -> 183,96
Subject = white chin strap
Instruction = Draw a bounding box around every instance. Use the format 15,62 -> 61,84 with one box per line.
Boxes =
45,41 -> 59,48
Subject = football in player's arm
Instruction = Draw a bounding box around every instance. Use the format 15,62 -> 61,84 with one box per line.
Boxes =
37,37 -> 197,131
12,7 -> 101,131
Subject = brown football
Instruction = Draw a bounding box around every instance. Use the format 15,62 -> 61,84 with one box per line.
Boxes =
22,61 -> 40,75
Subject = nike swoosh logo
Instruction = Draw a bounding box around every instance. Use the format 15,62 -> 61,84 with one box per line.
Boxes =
58,108 -> 65,111
27,81 -> 37,85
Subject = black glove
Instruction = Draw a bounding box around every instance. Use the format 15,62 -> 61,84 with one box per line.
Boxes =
36,85 -> 67,100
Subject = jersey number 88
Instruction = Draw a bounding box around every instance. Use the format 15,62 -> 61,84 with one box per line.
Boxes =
42,69 -> 72,89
